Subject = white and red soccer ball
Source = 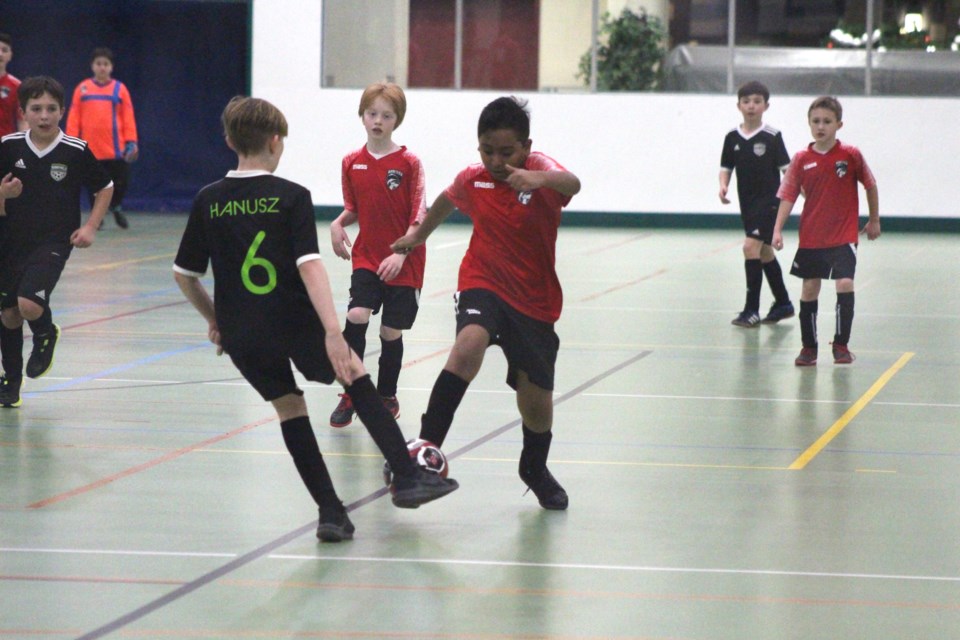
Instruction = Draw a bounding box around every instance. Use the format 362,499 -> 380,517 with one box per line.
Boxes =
383,438 -> 449,487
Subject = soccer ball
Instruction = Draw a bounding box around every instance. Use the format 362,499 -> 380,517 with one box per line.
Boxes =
382,438 -> 449,487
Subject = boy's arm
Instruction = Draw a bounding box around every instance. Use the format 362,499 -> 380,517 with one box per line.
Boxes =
330,208 -> 358,260
70,184 -> 114,248
505,165 -> 581,196
718,169 -> 732,204
174,271 -> 222,352
298,258 -> 353,382
391,192 -> 456,254
771,198 -> 795,251
861,184 -> 881,240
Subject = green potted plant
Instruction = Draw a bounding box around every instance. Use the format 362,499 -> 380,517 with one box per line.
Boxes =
578,7 -> 667,91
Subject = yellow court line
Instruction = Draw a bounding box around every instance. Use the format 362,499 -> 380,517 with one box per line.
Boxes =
789,352 -> 915,470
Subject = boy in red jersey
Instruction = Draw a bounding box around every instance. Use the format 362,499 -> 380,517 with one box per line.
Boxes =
772,96 -> 880,366
66,47 -> 139,229
0,33 -> 22,137
174,96 -> 457,541
392,96 -> 581,510
328,83 -> 427,428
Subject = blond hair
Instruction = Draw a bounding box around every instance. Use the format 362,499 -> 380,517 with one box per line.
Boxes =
221,96 -> 288,155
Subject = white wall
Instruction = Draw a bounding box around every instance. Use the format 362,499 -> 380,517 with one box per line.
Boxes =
254,0 -> 958,219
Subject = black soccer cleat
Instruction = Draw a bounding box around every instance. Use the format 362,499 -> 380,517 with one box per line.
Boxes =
391,466 -> 459,509
761,301 -> 795,324
0,375 -> 23,408
26,324 -> 60,379
519,465 -> 569,510
316,508 -> 355,543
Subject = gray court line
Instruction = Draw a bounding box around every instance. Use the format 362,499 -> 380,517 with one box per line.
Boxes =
73,350 -> 652,640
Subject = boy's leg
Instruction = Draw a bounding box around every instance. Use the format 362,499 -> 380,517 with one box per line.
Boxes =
21,299 -> 60,379
329,310 -> 370,428
759,244 -> 794,322
104,160 -> 130,229
732,237 -> 763,327
795,278 -> 822,366
515,373 -> 567,510
377,331 -> 403,418
418,324 -> 488,446
0,311 -> 25,408
833,279 -> 855,363
272,394 -> 353,542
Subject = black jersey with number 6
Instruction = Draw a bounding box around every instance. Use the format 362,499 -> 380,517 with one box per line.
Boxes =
173,171 -> 322,351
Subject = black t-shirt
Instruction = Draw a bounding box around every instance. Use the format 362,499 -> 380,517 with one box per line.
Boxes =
0,130 -> 111,255
719,124 -> 790,214
173,171 -> 323,351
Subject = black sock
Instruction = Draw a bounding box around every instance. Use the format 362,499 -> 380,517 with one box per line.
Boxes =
419,369 -> 469,447
27,306 -> 53,337
377,335 -> 403,398
835,292 -> 855,345
280,416 -> 342,515
743,259 -> 762,313
345,374 -> 415,476
520,424 -> 553,477
799,300 -> 819,348
762,258 -> 791,305
342,321 -> 368,361
1,324 -> 24,378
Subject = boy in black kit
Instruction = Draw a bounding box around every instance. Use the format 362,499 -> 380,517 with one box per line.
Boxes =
0,76 -> 114,408
173,96 -> 457,542
719,81 -> 794,328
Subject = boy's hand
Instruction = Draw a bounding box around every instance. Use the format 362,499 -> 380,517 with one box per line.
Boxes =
772,230 -> 784,251
208,323 -> 223,355
861,219 -> 881,241
377,252 -> 406,282
0,172 -> 22,199
324,332 -> 353,382
719,185 -> 730,204
391,230 -> 422,255
504,165 -> 544,192
123,142 -> 139,163
70,224 -> 97,248
330,222 -> 352,260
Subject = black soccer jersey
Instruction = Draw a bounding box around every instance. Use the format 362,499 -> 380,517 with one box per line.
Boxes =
0,130 -> 112,254
719,124 -> 790,215
173,170 -> 323,351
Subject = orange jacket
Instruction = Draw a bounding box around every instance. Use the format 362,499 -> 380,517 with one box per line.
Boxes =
66,78 -> 138,161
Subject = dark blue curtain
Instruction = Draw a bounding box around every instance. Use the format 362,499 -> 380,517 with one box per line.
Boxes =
0,0 -> 250,212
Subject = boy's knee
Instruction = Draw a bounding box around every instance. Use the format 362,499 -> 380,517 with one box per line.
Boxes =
17,298 -> 43,322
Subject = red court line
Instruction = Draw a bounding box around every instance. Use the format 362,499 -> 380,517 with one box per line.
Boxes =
578,268 -> 669,302
400,347 -> 450,369
60,300 -> 189,332
26,416 -> 277,509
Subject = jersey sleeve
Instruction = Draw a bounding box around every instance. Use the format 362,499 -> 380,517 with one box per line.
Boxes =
853,147 -> 877,190
65,83 -> 84,138
405,151 -> 428,225
719,132 -> 735,171
526,152 -> 573,208
81,144 -> 113,193
775,131 -> 790,170
173,198 -> 210,277
443,167 -> 474,215
340,152 -> 357,212
289,186 -> 322,263
776,152 -> 804,202
118,83 -> 138,145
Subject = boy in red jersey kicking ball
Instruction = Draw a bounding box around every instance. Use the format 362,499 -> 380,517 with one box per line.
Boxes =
392,96 -> 581,510
328,83 -> 427,428
772,96 -> 880,366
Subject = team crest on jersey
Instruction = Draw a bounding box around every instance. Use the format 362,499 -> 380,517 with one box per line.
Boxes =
835,160 -> 848,178
386,169 -> 403,190
50,163 -> 68,182
753,142 -> 767,157
517,190 -> 532,205
0,86 -> 9,99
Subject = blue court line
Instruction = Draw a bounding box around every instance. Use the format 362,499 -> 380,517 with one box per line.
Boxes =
24,343 -> 211,397
72,350 -> 653,640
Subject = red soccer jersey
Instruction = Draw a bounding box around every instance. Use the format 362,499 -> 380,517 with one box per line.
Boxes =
341,145 -> 427,288
65,78 -> 138,161
444,152 -> 573,323
0,72 -> 20,136
778,140 -> 876,249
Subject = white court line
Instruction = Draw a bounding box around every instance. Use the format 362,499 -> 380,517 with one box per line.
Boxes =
4,546 -> 958,584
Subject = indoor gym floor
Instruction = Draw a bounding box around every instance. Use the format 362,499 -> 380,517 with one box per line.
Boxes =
0,213 -> 957,639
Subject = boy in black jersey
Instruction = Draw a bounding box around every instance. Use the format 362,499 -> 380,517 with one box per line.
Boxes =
173,96 -> 457,542
719,81 -> 794,328
0,76 -> 114,408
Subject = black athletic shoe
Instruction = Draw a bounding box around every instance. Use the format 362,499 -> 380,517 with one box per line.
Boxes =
316,508 -> 355,543
392,467 -> 459,509
381,395 -> 400,419
731,311 -> 761,328
761,301 -> 795,324
329,393 -> 355,428
26,324 -> 60,379
0,375 -> 23,408
113,208 -> 129,229
519,465 -> 569,510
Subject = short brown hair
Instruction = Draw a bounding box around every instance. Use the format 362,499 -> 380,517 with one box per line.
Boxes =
357,82 -> 407,128
808,96 -> 842,121
737,80 -> 770,102
18,76 -> 65,111
221,96 -> 288,156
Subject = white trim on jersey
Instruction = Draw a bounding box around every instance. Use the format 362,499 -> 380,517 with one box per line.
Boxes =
173,264 -> 206,278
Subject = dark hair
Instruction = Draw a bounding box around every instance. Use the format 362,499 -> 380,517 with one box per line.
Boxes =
808,95 -> 842,121
221,95 -> 288,156
477,96 -> 530,140
18,76 -> 65,110
0,33 -> 12,48
91,47 -> 114,64
737,80 -> 770,102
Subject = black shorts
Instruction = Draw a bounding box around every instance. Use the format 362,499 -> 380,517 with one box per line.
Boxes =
741,200 -> 778,244
347,268 -> 420,330
454,288 -> 559,391
790,245 -> 857,280
0,243 -> 71,310
226,319 -> 336,402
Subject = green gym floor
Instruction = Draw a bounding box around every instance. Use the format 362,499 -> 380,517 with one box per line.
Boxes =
1,214 -> 957,639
